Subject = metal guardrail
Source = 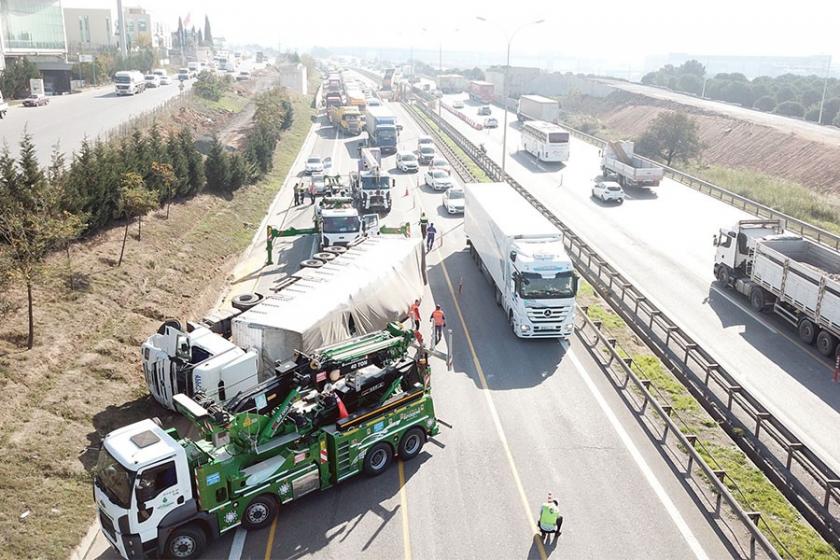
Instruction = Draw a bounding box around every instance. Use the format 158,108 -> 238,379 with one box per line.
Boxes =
411,97 -> 840,554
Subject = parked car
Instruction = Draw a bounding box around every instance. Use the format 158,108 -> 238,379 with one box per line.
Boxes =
452,99 -> 464,109
484,117 -> 499,128
591,181 -> 625,204
429,157 -> 451,175
417,145 -> 436,165
425,169 -> 455,191
477,106 -> 491,116
144,74 -> 161,88
23,93 -> 48,107
442,187 -> 465,214
396,151 -> 419,173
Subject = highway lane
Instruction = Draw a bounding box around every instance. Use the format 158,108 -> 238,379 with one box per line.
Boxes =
0,79 -> 191,162
436,92 -> 840,474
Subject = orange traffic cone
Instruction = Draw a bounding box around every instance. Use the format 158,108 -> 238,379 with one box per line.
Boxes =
336,394 -> 349,419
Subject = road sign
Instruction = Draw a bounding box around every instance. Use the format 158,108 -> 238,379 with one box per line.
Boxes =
29,78 -> 44,96
79,54 -> 94,63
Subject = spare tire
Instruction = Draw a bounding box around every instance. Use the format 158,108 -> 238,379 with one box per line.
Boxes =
300,259 -> 324,269
323,246 -> 347,255
313,252 -> 336,262
157,318 -> 182,335
232,292 -> 265,312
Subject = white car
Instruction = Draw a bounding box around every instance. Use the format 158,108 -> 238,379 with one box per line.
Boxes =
429,157 -> 451,175
484,117 -> 498,128
452,99 -> 464,109
442,187 -> 465,214
591,181 -> 625,204
396,151 -> 419,173
305,156 -> 326,175
152,69 -> 171,85
144,74 -> 160,88
425,169 -> 455,191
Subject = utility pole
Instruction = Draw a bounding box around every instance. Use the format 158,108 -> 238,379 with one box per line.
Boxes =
818,55 -> 832,125
116,0 -> 127,57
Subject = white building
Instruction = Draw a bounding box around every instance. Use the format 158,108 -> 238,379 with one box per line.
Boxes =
278,62 -> 307,95
63,7 -> 113,53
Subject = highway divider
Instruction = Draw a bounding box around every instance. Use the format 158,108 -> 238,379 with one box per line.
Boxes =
408,95 -> 840,554
440,102 -> 484,130
404,102 -> 478,184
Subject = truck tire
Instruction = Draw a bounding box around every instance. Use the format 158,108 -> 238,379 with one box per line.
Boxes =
749,288 -> 766,312
313,252 -> 336,262
798,319 -> 817,345
232,292 -> 264,312
363,442 -> 393,476
715,265 -> 730,285
495,287 -> 502,307
324,245 -> 347,255
164,524 -> 207,560
243,495 -> 278,530
398,427 -> 426,461
816,330 -> 837,357
300,259 -> 324,269
157,318 -> 182,335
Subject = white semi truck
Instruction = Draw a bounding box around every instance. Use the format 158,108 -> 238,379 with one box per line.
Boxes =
142,236 -> 426,409
600,141 -> 664,188
714,219 -> 840,357
464,182 -> 578,338
517,94 -> 560,123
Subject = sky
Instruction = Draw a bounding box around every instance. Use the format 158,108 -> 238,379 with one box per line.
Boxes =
64,0 -> 840,72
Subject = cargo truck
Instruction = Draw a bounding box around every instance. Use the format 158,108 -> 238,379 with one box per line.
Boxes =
142,236 -> 425,409
95,324 -> 438,560
364,105 -> 398,154
464,182 -> 578,338
600,141 -> 664,188
517,94 -> 560,123
467,80 -> 495,104
438,74 -> 465,94
328,106 -> 363,135
714,219 -> 840,357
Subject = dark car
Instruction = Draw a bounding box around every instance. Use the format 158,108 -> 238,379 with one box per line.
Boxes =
23,93 -> 49,107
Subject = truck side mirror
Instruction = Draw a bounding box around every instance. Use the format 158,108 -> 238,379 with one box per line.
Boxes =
509,250 -> 517,262
712,234 -> 718,246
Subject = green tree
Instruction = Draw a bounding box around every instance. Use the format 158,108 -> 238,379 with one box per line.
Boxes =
677,74 -> 702,95
677,60 -> 705,77
804,106 -> 821,122
821,97 -> 840,124
800,88 -> 823,108
204,15 -> 214,47
0,57 -> 41,99
204,136 -> 230,193
166,133 -> 190,196
116,172 -> 157,266
774,100 -> 805,117
753,95 -> 776,112
776,86 -> 796,104
0,135 -> 84,348
148,161 -> 176,217
636,111 -> 702,167
178,128 -> 205,194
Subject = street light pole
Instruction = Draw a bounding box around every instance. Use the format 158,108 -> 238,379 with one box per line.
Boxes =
818,55 -> 832,125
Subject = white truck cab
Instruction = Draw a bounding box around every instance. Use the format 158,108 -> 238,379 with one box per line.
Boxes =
93,419 -> 198,559
320,207 -> 379,247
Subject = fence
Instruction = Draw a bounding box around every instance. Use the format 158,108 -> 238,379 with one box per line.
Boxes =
105,89 -> 195,142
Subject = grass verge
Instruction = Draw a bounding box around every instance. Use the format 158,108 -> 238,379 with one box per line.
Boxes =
193,90 -> 250,114
686,163 -> 840,235
0,92 -> 313,560
577,280 -> 839,559
411,107 -> 492,183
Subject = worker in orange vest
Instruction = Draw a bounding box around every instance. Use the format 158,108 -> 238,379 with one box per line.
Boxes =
429,304 -> 446,346
409,299 -> 421,331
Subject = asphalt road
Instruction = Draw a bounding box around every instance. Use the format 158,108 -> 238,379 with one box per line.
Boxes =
1,79 -> 191,163
436,92 -> 840,475
86,86 -> 739,560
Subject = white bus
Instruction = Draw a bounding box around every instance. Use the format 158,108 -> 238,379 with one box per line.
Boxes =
520,121 -> 570,163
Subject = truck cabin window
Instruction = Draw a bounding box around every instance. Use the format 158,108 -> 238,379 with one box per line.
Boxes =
517,271 -> 576,299
136,461 -> 177,503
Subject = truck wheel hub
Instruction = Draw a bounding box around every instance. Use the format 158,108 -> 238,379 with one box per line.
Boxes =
404,435 -> 420,454
171,536 -> 196,557
370,449 -> 388,469
247,504 -> 269,523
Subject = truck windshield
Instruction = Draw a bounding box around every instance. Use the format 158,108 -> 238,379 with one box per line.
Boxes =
377,129 -> 396,143
93,447 -> 134,508
361,176 -> 390,190
115,75 -> 131,84
518,271 -> 576,299
323,216 -> 361,233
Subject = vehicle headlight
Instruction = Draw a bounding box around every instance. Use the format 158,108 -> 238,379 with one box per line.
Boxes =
519,324 -> 530,333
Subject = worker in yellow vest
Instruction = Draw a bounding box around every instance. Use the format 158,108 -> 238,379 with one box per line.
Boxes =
537,494 -> 563,541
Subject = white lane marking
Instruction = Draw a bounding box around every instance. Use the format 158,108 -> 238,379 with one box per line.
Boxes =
708,285 -> 779,335
567,345 -> 710,560
227,527 -> 247,560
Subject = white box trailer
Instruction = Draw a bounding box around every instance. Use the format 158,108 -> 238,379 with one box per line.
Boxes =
714,219 -> 840,357
464,182 -> 577,338
517,94 -> 560,123
600,141 -> 664,188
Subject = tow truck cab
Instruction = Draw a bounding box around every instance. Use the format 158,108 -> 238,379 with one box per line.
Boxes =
93,420 -> 200,560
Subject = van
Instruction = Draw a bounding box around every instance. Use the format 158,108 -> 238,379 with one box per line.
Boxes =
417,135 -> 434,150
114,70 -> 146,95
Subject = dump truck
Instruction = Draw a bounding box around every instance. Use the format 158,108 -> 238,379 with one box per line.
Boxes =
95,324 -> 438,560
600,141 -> 664,188
328,105 -> 363,135
142,236 -> 424,410
350,147 -> 393,212
467,80 -> 495,104
464,182 -> 578,338
714,219 -> 840,357
382,68 -> 396,91
517,94 -> 560,123
364,105 -> 398,154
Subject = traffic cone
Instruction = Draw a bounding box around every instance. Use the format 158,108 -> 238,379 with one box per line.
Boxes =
336,394 -> 349,419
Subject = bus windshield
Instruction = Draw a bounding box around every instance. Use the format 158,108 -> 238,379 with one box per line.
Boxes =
548,132 -> 569,143
518,271 -> 576,299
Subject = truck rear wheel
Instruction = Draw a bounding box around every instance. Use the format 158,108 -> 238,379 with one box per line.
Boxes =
300,259 -> 324,269
324,246 -> 347,255
816,330 -> 837,357
313,252 -> 336,262
363,442 -> 393,476
398,427 -> 426,461
232,293 -> 265,312
749,288 -> 766,311
798,319 -> 817,345
243,495 -> 278,530
165,524 -> 206,560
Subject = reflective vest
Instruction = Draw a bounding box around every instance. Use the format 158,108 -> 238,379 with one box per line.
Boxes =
539,503 -> 559,528
419,215 -> 429,226
431,309 -> 445,326
409,303 -> 421,320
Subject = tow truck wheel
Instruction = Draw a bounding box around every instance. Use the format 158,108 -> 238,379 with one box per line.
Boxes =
300,259 -> 324,269
816,330 -> 837,357
324,246 -> 347,255
243,495 -> 278,530
398,427 -> 426,461
363,442 -> 393,476
165,524 -> 206,560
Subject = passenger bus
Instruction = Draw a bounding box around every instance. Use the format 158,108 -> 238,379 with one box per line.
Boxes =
520,121 -> 570,163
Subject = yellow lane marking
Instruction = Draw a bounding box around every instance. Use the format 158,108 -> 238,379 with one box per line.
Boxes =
399,460 -> 412,560
263,516 -> 278,560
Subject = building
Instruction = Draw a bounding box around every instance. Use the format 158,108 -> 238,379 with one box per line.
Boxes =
278,62 -> 307,95
484,66 -> 541,99
121,6 -> 151,50
63,7 -> 113,53
0,0 -> 71,94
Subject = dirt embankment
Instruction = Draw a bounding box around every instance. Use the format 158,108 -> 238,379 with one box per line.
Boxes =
568,90 -> 840,196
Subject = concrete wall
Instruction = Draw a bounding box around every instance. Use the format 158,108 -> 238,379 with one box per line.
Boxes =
486,67 -> 613,100
278,63 -> 307,95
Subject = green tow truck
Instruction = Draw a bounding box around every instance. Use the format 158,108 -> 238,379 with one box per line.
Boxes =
93,324 -> 437,559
